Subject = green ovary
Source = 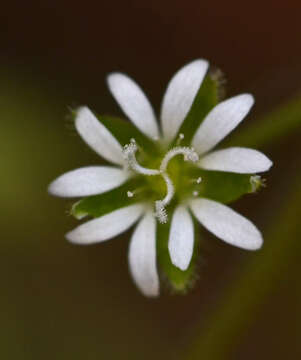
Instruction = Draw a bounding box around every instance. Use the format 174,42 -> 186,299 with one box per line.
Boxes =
143,155 -> 200,204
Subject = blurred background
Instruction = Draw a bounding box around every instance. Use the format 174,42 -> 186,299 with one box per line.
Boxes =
0,1 -> 300,359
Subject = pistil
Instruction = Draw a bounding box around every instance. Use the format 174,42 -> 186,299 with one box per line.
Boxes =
123,139 -> 200,224
160,146 -> 199,172
122,139 -> 160,176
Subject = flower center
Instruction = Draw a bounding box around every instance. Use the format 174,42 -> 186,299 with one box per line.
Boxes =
122,138 -> 199,223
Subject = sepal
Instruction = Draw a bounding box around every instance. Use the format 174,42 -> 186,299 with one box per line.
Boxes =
71,178 -> 145,219
189,168 -> 263,204
156,208 -> 201,293
175,73 -> 220,147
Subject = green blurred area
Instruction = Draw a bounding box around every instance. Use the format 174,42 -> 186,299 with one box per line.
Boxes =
0,69 -> 171,359
1,1 -> 301,359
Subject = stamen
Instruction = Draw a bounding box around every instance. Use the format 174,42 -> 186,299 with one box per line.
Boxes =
126,187 -> 146,198
193,191 -> 199,197
176,133 -> 185,145
190,176 -> 203,184
122,139 -> 160,176
160,146 -> 199,172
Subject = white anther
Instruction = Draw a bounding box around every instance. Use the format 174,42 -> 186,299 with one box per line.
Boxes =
160,146 -> 199,172
193,191 -> 199,197
176,133 -> 185,145
127,191 -> 134,198
196,177 -> 202,184
122,139 -> 160,176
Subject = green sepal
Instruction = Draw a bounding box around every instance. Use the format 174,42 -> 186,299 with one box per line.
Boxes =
98,114 -> 161,155
70,108 -> 161,156
175,74 -> 219,147
71,177 -> 145,219
189,168 -> 263,204
156,208 -> 201,293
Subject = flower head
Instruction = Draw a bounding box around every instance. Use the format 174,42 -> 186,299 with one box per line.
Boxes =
49,59 -> 273,297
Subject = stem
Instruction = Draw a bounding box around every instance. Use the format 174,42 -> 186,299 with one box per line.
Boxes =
183,174 -> 301,360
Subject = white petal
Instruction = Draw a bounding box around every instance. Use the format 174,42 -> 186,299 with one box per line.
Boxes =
48,166 -> 130,198
129,211 -> 159,297
168,205 -> 194,271
192,94 -> 254,155
199,147 -> 273,174
75,107 -> 124,165
161,59 -> 209,143
107,73 -> 159,139
190,198 -> 263,250
66,204 -> 145,245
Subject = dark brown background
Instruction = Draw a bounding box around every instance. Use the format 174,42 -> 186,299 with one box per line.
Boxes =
0,1 -> 299,359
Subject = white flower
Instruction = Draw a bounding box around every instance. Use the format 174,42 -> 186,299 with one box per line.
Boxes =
49,59 -> 273,297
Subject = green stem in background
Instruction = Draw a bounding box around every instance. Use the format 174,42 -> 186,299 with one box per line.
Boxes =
224,94 -> 301,148
183,174 -> 301,360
